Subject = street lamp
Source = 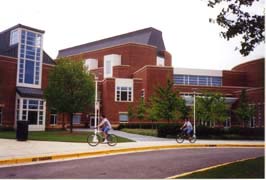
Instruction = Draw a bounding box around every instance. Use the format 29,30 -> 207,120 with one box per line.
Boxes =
192,88 -> 198,138
94,76 -> 99,135
193,91 -> 196,137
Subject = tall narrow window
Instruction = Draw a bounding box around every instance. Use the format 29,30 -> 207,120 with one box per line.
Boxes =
10,29 -> 19,45
50,109 -> 57,125
18,30 -> 43,87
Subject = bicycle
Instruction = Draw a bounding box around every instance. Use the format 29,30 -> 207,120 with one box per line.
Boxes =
176,130 -> 196,143
87,128 -> 118,146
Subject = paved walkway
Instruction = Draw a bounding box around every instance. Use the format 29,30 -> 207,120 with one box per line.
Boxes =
72,128 -> 171,142
0,129 -> 264,167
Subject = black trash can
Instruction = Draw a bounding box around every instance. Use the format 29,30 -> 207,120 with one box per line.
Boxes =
16,121 -> 28,141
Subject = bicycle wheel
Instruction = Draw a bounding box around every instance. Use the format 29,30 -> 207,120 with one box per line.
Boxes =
176,134 -> 184,143
87,134 -> 100,146
189,135 -> 197,143
107,134 -> 118,146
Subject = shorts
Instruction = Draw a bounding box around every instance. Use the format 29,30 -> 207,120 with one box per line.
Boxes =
184,128 -> 192,135
102,127 -> 110,134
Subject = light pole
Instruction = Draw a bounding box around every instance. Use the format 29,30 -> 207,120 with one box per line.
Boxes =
94,76 -> 98,135
192,88 -> 199,138
193,91 -> 196,137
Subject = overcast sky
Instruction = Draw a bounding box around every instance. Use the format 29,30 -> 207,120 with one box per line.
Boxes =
1,0 -> 264,70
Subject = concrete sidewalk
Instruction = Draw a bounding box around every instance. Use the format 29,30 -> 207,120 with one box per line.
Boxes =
0,136 -> 264,167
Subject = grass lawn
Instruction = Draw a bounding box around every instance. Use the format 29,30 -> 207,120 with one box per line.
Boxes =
178,156 -> 264,179
121,128 -> 157,137
0,130 -> 134,143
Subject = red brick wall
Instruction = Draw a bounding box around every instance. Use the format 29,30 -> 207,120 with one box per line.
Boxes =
222,70 -> 247,87
134,66 -> 174,99
0,56 -> 17,128
101,78 -> 143,126
113,65 -> 131,78
67,43 -> 172,77
41,64 -> 54,89
232,59 -> 264,87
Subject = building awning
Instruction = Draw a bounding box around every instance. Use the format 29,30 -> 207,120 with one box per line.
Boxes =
16,87 -> 43,99
181,95 -> 238,106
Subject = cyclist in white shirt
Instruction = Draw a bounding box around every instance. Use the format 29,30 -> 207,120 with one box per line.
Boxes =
97,114 -> 112,142
180,119 -> 193,136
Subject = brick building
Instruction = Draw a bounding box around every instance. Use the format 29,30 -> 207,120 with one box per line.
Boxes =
0,24 -> 55,131
0,25 -> 264,131
58,27 -> 264,129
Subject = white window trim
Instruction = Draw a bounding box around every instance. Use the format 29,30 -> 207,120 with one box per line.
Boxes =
16,28 -> 43,89
50,112 -> 57,126
15,94 -> 46,131
115,78 -> 134,102
10,29 -> 20,46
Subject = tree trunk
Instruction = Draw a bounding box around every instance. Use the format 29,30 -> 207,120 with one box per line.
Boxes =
70,113 -> 73,133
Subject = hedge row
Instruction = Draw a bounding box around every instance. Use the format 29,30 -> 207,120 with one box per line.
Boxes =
116,123 -> 163,130
157,124 -> 264,140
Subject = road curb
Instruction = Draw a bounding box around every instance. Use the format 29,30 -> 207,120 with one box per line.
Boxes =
0,143 -> 264,166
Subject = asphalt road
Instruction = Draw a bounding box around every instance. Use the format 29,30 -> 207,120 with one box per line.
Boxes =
0,147 -> 263,179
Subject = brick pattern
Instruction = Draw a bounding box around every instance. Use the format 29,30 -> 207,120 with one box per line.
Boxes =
0,56 -> 17,128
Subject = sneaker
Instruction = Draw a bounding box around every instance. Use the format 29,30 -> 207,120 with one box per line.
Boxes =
103,139 -> 108,143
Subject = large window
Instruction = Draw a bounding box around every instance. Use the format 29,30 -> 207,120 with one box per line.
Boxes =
174,75 -> 222,87
116,86 -> 132,102
17,98 -> 44,125
18,30 -> 42,87
0,107 -> 2,125
10,29 -> 19,45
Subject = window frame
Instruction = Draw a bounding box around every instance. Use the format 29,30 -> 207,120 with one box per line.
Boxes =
17,28 -> 43,88
49,109 -> 57,126
10,29 -> 19,46
116,86 -> 133,102
119,112 -> 129,123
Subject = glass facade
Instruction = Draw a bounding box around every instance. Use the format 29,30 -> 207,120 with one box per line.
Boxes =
17,98 -> 44,125
18,29 -> 42,86
173,74 -> 222,86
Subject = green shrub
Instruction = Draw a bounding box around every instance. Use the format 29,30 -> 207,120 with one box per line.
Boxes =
157,124 -> 181,138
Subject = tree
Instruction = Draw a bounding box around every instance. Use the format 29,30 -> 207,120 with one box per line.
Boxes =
146,98 -> 160,129
178,98 -> 191,120
127,104 -> 135,121
196,92 -> 229,127
44,58 -> 95,133
148,79 -> 183,123
234,89 -> 256,127
208,0 -> 265,56
136,97 -> 146,129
